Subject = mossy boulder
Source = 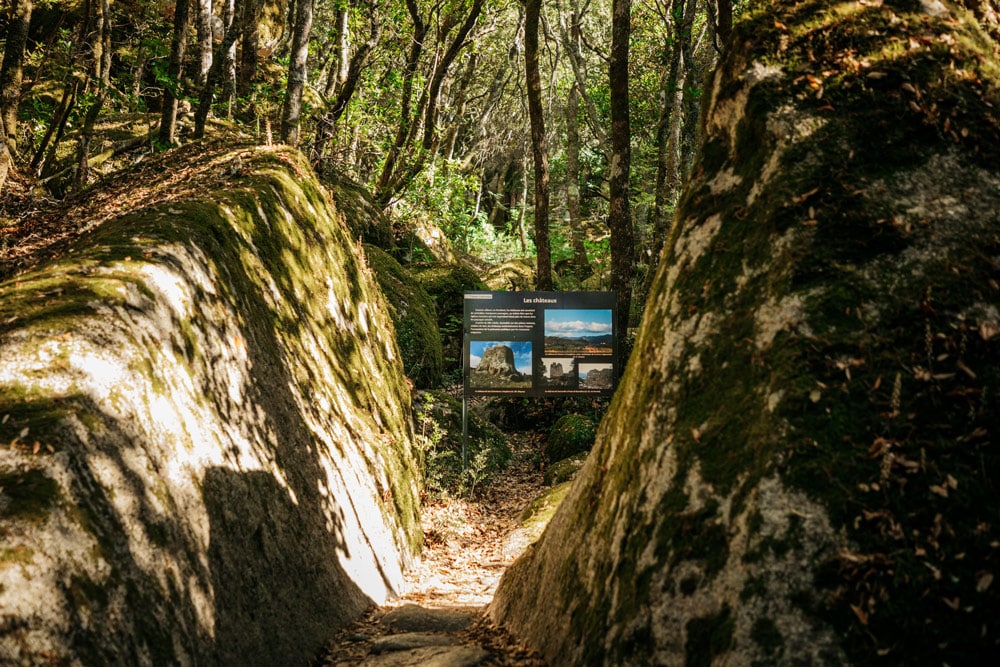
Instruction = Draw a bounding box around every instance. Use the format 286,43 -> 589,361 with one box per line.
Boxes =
491,2 -> 1000,665
413,262 -> 487,375
412,390 -> 511,494
0,144 -> 422,665
323,171 -> 394,248
501,482 -> 573,562
543,454 -> 587,487
483,258 -> 536,291
543,414 -> 596,464
364,245 -> 443,388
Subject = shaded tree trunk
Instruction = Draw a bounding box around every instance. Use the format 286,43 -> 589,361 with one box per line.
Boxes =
490,2 -> 1000,665
645,0 -> 698,296
281,0 -> 315,144
159,0 -> 192,145
525,0 -> 552,290
564,84 -> 590,278
196,0 -> 214,84
238,0 -> 261,97
194,3 -> 243,138
75,0 -> 113,186
608,0 -> 633,339
0,0 -> 33,153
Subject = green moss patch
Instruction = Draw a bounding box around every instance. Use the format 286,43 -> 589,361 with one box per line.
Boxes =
364,245 -> 443,388
544,414 -> 596,464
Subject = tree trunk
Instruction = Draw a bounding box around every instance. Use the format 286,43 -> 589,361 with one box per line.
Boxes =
608,0 -> 633,340
75,0 -> 112,186
159,0 -> 192,145
490,2 -> 1000,664
238,0 -> 261,97
221,0 -> 238,114
281,0 -> 315,145
0,0 -> 33,153
646,0 -> 697,293
194,4 -> 243,138
0,116 -> 10,194
32,81 -> 77,176
196,0 -> 213,84
564,84 -> 590,278
525,0 -> 552,290
375,0 -> 484,206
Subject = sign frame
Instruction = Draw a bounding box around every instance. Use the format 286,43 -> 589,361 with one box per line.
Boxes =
462,290 -> 618,399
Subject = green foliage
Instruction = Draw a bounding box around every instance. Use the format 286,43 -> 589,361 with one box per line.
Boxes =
413,390 -> 511,498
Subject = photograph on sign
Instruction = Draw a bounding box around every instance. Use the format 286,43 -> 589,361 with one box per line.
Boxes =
578,362 -> 614,390
543,309 -> 614,356
468,340 -> 533,390
540,356 -> 578,390
463,291 -> 617,398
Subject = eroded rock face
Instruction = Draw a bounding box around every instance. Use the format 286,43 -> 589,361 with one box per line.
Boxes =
477,345 -> 518,377
490,2 -> 1000,665
0,146 -> 422,665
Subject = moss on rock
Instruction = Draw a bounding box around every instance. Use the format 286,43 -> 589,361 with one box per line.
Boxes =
490,1 -> 1000,665
412,262 -> 487,376
483,258 -> 536,291
364,245 -> 443,388
543,414 -> 596,464
0,144 -> 423,665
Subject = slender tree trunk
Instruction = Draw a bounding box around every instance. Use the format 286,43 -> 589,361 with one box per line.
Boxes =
565,83 -> 590,277
374,0 -> 427,199
76,0 -> 112,186
558,0 -> 611,160
281,0 -> 314,144
333,7 -> 350,94
239,0 -> 261,97
194,4 -> 243,138
159,0 -> 192,145
717,0 -> 733,47
221,0 -> 238,114
525,0 -> 552,290
651,0 -> 696,253
197,0 -> 213,84
0,0 -> 33,153
32,81 -> 77,175
609,0 -> 633,340
0,116 -> 10,194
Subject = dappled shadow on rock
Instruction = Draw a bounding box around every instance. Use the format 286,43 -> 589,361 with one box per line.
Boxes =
203,467 -> 372,665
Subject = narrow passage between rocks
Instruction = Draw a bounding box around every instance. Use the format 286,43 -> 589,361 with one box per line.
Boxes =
315,432 -> 550,666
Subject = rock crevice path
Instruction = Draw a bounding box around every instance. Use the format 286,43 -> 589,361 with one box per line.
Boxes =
316,433 -> 549,666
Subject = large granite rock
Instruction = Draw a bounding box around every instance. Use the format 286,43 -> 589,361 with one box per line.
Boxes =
490,1 -> 1000,665
0,145 -> 422,665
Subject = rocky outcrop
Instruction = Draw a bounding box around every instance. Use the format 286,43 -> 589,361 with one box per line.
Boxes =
581,367 -> 612,388
365,244 -> 443,388
0,146 -> 422,665
477,345 -> 518,377
490,1 -> 1000,665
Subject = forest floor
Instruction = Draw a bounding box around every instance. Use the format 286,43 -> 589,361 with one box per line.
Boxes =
314,431 -> 550,666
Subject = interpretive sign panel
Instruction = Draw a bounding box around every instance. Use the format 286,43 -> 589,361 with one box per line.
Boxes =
463,291 -> 617,397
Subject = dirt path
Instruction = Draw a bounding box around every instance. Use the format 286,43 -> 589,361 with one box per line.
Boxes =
315,432 -> 548,666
